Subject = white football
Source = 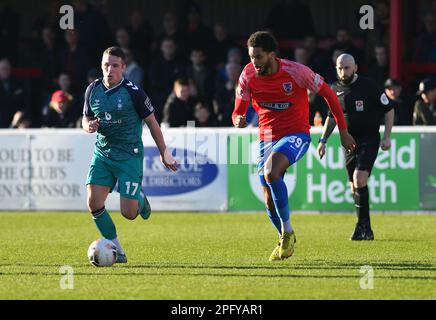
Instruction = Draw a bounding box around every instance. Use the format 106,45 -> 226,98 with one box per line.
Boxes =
87,238 -> 117,267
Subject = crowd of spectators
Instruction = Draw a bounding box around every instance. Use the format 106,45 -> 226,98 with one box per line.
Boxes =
0,0 -> 435,130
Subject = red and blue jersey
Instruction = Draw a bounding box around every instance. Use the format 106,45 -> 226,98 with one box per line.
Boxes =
233,58 -> 347,141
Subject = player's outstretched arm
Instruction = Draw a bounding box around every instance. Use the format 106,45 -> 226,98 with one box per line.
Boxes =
232,98 -> 249,128
317,116 -> 337,159
144,114 -> 178,172
317,82 -> 356,154
82,116 -> 99,133
232,74 -> 250,128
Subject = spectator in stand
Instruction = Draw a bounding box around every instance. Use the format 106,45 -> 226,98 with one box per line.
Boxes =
71,0 -> 112,67
148,36 -> 187,122
324,48 -> 345,84
209,23 -> 238,70
186,47 -> 214,103
122,48 -> 144,89
194,102 -> 217,127
115,27 -> 131,50
303,34 -> 329,75
308,88 -> 328,126
31,0 -> 63,46
331,27 -> 364,65
413,12 -> 436,63
155,11 -> 186,56
36,26 -> 61,92
87,68 -> 101,84
42,89 -> 76,128
0,58 -> 28,128
42,73 -> 80,125
384,78 -> 413,125
413,78 -> 436,125
214,61 -> 241,126
10,111 -> 31,129
0,4 -> 21,62
227,47 -> 244,65
293,46 -> 309,66
365,0 -> 390,64
214,61 -> 239,122
126,10 -> 153,69
60,29 -> 88,93
365,45 -> 389,88
265,0 -> 315,39
162,78 -> 196,128
185,3 -> 214,56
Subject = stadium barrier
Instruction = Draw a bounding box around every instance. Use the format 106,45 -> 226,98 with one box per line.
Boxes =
0,127 -> 435,212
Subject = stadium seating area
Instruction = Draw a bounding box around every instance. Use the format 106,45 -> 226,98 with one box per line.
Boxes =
0,0 -> 435,129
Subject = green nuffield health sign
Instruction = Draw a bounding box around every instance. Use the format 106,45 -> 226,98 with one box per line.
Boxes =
228,132 -> 421,211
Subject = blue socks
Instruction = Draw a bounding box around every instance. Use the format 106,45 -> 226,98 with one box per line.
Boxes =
92,207 -> 117,240
267,178 -> 293,234
267,178 -> 290,223
266,208 -> 282,234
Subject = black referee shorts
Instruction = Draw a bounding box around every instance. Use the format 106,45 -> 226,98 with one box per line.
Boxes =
345,138 -> 380,182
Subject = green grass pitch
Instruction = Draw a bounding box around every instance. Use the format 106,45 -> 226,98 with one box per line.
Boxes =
0,212 -> 435,299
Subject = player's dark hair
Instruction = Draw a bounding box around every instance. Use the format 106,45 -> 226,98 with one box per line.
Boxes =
247,31 -> 278,53
103,46 -> 126,62
174,77 -> 190,87
161,35 -> 177,45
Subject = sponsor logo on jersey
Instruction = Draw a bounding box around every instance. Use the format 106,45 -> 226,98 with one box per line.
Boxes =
380,93 -> 389,105
93,99 -> 100,106
336,91 -> 345,96
355,100 -> 364,111
259,102 -> 292,110
144,97 -> 154,112
126,81 -> 138,90
105,112 -> 112,120
282,82 -> 293,94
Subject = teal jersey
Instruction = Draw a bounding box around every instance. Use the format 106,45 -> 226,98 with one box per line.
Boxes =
83,78 -> 154,161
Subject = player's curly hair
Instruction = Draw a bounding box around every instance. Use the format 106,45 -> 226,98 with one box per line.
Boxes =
247,31 -> 278,53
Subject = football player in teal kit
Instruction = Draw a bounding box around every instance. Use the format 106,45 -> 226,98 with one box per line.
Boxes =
82,47 -> 177,263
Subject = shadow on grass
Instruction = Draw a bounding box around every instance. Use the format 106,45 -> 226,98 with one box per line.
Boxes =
0,270 -> 435,281
1,260 -> 436,281
1,261 -> 436,272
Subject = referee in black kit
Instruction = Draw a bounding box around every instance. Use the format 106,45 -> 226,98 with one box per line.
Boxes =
317,53 -> 394,240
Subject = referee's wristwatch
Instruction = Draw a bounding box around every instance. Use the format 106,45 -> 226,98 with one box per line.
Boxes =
318,137 -> 327,144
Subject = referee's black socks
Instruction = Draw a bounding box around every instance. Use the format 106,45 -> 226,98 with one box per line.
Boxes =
353,186 -> 370,226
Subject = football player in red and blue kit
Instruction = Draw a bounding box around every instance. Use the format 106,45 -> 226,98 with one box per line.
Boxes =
233,31 -> 356,261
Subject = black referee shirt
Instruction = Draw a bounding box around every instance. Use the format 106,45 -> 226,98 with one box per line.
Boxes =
328,75 -> 394,141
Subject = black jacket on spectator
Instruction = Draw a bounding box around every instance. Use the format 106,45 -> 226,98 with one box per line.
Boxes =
148,55 -> 186,121
186,65 -> 215,103
42,107 -> 76,128
162,93 -> 196,127
413,31 -> 436,63
213,70 -> 236,127
391,93 -> 414,125
36,43 -> 61,92
0,78 -> 26,128
60,47 -> 89,93
186,24 -> 214,56
365,63 -> 389,89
